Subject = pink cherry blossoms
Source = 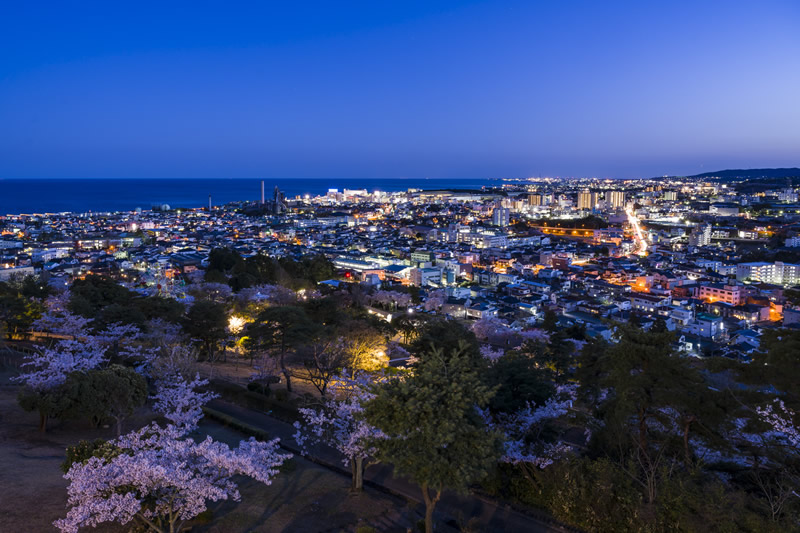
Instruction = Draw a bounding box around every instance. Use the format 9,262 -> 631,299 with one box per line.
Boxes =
152,374 -> 219,431
470,317 -> 509,342
757,399 -> 800,448
368,290 -> 412,309
489,384 -> 577,469
33,293 -> 91,336
423,289 -> 446,312
294,374 -> 385,489
519,328 -> 551,343
14,339 -> 107,391
54,422 -> 290,533
479,345 -> 505,362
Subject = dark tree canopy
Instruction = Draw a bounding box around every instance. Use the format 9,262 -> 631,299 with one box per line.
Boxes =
365,341 -> 501,533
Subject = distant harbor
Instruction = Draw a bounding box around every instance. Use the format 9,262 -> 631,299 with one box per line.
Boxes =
0,177 -> 502,216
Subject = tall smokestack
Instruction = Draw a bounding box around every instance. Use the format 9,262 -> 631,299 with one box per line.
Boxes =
261,181 -> 265,205
208,195 -> 211,211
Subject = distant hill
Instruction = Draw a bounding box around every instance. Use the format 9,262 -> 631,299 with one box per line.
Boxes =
685,168 -> 800,180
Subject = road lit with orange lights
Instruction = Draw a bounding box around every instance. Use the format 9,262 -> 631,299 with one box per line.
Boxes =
626,207 -> 649,256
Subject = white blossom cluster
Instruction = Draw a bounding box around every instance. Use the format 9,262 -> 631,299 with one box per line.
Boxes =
14,339 -> 107,391
757,399 -> 800,448
54,422 -> 290,533
152,374 -> 219,431
488,384 -> 577,468
368,290 -> 412,309
293,374 -> 385,467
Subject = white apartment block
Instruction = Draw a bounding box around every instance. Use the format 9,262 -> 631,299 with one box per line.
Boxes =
697,284 -> 744,305
736,262 -> 800,286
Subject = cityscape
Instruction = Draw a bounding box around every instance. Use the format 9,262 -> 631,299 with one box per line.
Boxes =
1,2 -> 800,533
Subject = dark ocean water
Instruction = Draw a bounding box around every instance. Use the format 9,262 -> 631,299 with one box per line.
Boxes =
0,178 -> 502,215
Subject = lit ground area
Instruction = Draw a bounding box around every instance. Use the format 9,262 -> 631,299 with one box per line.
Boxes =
0,369 -> 420,533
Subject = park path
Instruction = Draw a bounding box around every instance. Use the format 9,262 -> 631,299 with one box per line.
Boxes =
206,398 -> 578,533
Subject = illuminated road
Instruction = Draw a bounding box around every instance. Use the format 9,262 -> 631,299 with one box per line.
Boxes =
626,207 -> 649,256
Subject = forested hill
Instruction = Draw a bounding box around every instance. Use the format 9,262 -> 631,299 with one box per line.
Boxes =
685,167 -> 800,180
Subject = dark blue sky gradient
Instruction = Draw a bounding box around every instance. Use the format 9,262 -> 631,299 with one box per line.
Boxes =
1,1 -> 798,179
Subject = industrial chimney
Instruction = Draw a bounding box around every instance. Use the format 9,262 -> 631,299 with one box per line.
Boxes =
261,181 -> 265,205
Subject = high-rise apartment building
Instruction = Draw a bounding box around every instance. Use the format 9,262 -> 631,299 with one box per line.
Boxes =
688,224 -> 712,247
577,190 -> 597,210
605,190 -> 625,208
528,194 -> 543,206
492,207 -> 510,226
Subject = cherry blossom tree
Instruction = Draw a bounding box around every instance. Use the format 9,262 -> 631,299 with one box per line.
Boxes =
15,339 -> 106,392
519,328 -> 550,344
423,289 -> 446,312
752,399 -> 800,519
14,338 -> 108,430
470,317 -> 510,342
187,282 -> 232,303
479,344 -> 505,362
153,374 -> 218,431
123,344 -> 198,383
142,318 -> 186,347
93,322 -> 142,355
33,293 -> 92,338
54,422 -> 290,533
368,290 -> 411,310
294,375 -> 385,491
757,399 -> 800,448
487,384 -> 577,476
243,284 -> 297,306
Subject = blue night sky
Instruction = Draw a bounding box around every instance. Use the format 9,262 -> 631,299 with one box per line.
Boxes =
1,1 -> 798,180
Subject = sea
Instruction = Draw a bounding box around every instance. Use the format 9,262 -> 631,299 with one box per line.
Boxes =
0,177 -> 505,216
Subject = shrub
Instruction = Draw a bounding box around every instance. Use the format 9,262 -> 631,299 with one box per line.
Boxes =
61,438 -> 120,473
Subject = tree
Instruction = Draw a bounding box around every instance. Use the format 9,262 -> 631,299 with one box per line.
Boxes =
152,374 -> 218,431
583,326 -> 711,503
518,330 -> 577,383
68,275 -> 135,319
245,306 -> 317,393
135,296 -> 186,324
34,295 -> 92,337
299,339 -> 348,396
0,282 -> 42,339
69,365 -> 147,435
294,375 -> 385,490
541,309 -> 558,333
14,339 -> 107,431
486,351 -> 554,414
365,341 -> 501,533
488,384 -> 577,478
54,422 -> 290,533
182,300 -> 227,361
186,282 -> 232,303
410,319 -> 481,364
19,275 -> 52,300
341,323 -> 387,378
392,313 -> 423,344
423,289 -> 446,312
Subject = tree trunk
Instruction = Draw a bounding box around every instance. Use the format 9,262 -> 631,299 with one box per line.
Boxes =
116,416 -> 124,437
421,483 -> 442,533
39,411 -> 47,432
682,419 -> 693,464
280,350 -> 292,393
637,408 -> 648,451
351,456 -> 364,491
